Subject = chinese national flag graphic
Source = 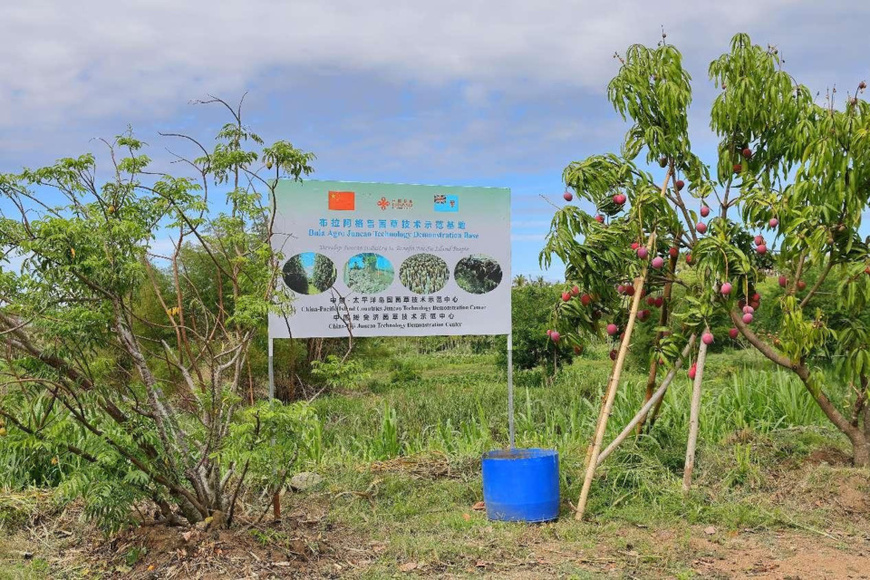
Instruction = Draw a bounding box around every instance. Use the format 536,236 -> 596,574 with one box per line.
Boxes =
328,191 -> 355,210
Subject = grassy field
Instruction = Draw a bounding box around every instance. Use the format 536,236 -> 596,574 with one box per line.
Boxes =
2,341 -> 869,578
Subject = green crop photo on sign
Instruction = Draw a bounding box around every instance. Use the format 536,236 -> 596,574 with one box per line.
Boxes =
269,180 -> 511,338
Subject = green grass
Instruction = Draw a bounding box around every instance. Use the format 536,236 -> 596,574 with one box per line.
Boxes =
292,343 -> 860,576
2,342 -> 862,578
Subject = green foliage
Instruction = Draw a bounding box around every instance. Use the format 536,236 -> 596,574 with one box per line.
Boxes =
221,401 -> 323,490
310,355 -> 371,391
541,31 -> 870,460
398,254 -> 449,294
311,253 -> 337,292
0,96 -> 318,529
497,280 -> 575,370
282,255 -> 308,293
454,255 -> 503,294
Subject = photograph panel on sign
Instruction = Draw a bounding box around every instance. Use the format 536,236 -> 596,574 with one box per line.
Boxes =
454,254 -> 503,294
399,253 -> 450,295
344,253 -> 395,294
282,252 -> 337,295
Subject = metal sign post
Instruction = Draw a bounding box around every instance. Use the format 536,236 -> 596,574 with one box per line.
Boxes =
268,338 -> 275,400
507,333 -> 515,449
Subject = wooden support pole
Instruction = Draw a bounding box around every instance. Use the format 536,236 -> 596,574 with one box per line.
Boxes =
575,233 -> 656,520
682,329 -> 709,492
596,334 -> 696,467
574,172 -> 671,521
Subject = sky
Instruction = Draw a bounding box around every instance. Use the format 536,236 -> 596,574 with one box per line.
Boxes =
2,1 -> 868,278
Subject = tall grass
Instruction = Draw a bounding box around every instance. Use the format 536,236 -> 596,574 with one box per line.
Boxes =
311,352 -> 837,466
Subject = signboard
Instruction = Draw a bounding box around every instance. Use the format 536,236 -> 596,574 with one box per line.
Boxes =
268,180 -> 511,338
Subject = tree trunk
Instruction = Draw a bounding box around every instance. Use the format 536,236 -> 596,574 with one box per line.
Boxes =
854,438 -> 870,468
637,239 -> 679,433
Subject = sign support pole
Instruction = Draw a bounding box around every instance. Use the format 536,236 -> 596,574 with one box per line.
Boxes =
268,338 -> 275,400
508,333 -> 515,449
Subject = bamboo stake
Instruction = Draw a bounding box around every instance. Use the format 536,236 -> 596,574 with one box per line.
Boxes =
596,334 -> 696,467
575,231 -> 657,520
682,329 -> 709,492
574,172 -> 671,521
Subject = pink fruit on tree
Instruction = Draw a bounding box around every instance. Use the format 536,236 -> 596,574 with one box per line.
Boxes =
702,332 -> 714,345
778,275 -> 787,288
609,349 -> 618,361
675,180 -> 685,191
669,247 -> 679,258
688,364 -> 697,380
696,222 -> 707,234
606,324 -> 618,336
797,280 -> 807,291
754,235 -> 764,246
581,294 -> 592,306
742,313 -> 754,324
550,331 -> 561,342
637,247 -> 649,259
652,256 -> 665,269
751,292 -> 761,302
631,242 -> 639,250
743,305 -> 755,314
595,214 -> 604,223
647,296 -> 656,306
571,285 -> 580,296
700,205 -> 710,217
729,327 -> 739,339
721,282 -> 732,295
769,218 -> 779,228
613,193 -> 627,205
756,244 -> 767,254
655,296 -> 664,308
562,292 -> 571,302
563,191 -> 573,202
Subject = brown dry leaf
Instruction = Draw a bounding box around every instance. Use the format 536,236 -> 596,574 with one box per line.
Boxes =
399,561 -> 419,572
704,526 -> 717,535
472,501 -> 486,511
462,513 -> 471,521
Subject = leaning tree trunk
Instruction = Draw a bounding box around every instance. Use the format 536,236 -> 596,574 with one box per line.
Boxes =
731,310 -> 870,469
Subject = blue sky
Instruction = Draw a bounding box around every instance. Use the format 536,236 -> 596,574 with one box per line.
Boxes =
2,1 -> 868,278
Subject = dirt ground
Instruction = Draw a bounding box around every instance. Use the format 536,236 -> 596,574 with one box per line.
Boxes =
2,502 -> 868,579
2,450 -> 868,579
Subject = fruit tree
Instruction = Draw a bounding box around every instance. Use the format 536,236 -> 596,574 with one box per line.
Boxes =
541,32 -> 870,513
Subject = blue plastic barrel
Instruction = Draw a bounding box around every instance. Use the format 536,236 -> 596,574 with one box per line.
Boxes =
481,448 -> 560,522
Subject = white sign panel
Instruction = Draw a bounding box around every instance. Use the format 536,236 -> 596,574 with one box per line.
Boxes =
268,180 -> 511,338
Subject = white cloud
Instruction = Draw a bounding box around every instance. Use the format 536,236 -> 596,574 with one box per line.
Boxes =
2,0 -> 867,178
0,0 -> 809,131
